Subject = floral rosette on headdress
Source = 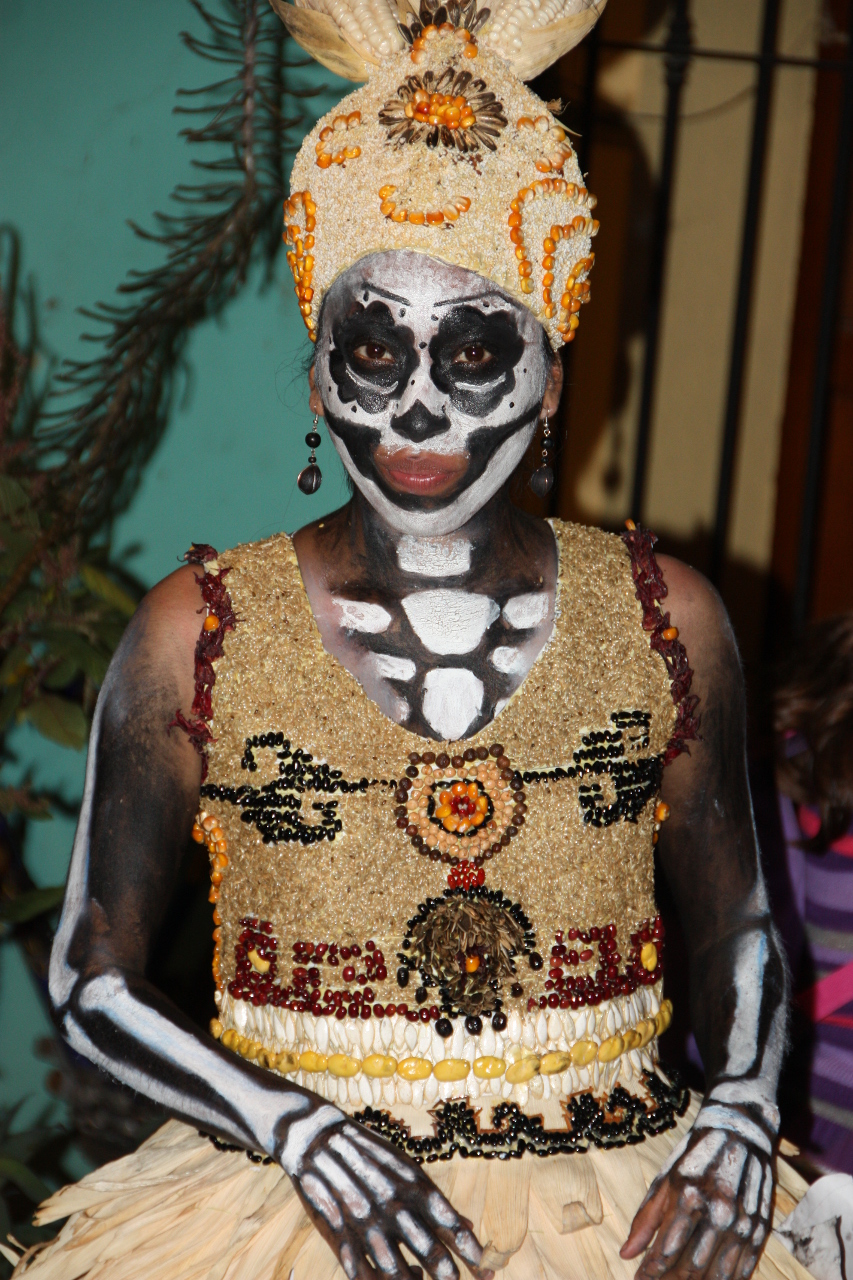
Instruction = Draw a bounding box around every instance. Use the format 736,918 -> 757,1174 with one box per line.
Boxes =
271,0 -> 605,348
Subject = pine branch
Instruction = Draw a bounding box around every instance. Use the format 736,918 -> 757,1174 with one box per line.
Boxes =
0,0 -> 315,623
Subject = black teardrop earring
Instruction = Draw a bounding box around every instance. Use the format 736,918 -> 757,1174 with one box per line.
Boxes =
298,414 -> 323,495
529,412 -> 554,497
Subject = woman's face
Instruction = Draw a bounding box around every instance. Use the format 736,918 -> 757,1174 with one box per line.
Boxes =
312,251 -> 556,536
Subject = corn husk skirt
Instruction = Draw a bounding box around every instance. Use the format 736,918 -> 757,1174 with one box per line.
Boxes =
10,1097 -> 814,1280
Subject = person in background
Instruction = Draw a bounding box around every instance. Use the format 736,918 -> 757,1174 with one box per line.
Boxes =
774,612 -> 853,1175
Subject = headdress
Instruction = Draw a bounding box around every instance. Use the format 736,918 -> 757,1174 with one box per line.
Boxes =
271,0 -> 605,347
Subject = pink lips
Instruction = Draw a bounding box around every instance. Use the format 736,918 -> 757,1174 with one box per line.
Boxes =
374,449 -> 469,497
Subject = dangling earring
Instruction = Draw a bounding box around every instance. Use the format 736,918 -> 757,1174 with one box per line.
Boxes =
298,414 -> 323,494
529,412 -> 555,497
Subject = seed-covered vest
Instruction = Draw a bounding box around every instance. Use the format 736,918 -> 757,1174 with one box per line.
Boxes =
192,519 -> 696,1158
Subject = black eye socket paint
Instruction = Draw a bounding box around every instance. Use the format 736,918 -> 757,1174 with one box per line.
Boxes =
429,306 -> 525,417
329,301 -> 418,415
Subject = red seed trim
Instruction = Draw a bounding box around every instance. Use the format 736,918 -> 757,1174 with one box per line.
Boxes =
620,524 -> 700,765
168,545 -> 236,781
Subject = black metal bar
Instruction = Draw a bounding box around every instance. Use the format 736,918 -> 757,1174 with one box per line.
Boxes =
709,0 -> 781,584
600,38 -> 846,72
792,12 -> 853,630
630,0 -> 692,520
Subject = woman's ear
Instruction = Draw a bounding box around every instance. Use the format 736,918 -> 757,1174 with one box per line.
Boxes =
308,363 -> 324,417
541,351 -> 564,420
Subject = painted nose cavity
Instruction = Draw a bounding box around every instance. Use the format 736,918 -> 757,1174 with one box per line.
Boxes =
390,401 -> 451,443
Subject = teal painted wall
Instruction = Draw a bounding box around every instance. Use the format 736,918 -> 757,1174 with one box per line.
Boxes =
0,0 -> 347,1132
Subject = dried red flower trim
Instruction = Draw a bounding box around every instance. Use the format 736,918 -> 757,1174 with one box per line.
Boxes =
168,543 -> 236,780
621,524 -> 700,765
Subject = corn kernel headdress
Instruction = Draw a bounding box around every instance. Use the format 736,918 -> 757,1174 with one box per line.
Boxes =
272,0 -> 605,346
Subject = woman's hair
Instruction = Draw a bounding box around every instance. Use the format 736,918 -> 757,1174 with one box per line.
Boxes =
774,612 -> 853,850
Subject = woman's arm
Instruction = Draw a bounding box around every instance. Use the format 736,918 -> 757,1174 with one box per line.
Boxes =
622,558 -> 787,1280
49,566 -> 489,1280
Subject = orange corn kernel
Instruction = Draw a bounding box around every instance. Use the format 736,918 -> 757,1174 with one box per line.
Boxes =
463,43 -> 478,57
661,626 -> 679,641
316,153 -> 332,169
426,211 -> 444,224
408,211 -> 426,224
655,801 -> 672,823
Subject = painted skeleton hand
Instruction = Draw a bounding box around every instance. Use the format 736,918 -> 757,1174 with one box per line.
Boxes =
279,1105 -> 492,1280
621,1100 -> 777,1280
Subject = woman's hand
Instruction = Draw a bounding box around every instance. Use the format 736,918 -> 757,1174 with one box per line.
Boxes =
620,1111 -> 774,1280
282,1110 -> 492,1280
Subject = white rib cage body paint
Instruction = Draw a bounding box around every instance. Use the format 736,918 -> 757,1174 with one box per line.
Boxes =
396,535 -> 472,578
490,644 -> 524,674
503,591 -> 550,629
401,589 -> 499,655
333,597 -> 392,633
317,255 -> 550,539
370,653 -> 417,682
421,667 -> 484,738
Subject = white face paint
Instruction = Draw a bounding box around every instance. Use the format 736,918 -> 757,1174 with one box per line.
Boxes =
315,252 -> 551,538
402,589 -> 499,654
421,667 -> 484,739
503,591 -> 550,629
396,534 -> 472,577
333,597 -> 392,633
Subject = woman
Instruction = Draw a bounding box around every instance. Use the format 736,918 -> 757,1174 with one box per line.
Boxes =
14,2 -> 808,1278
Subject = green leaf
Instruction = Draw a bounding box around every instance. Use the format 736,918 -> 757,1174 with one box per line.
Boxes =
0,886 -> 65,924
22,694 -> 88,748
0,1157 -> 50,1204
43,656 -> 80,690
0,686 -> 22,733
0,646 -> 30,687
41,631 -> 109,684
79,565 -> 137,618
0,477 -> 28,517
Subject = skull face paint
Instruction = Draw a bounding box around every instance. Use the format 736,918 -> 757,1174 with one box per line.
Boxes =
314,251 -> 552,537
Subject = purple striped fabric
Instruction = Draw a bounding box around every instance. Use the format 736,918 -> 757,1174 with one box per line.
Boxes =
779,794 -> 853,1172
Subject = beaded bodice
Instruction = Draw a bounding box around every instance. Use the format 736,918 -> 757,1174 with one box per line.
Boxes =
198,520 -> 689,1151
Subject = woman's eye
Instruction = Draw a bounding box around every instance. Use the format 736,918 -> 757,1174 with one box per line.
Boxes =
453,343 -> 492,366
352,341 -> 395,365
